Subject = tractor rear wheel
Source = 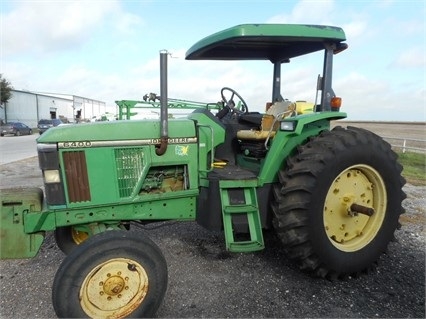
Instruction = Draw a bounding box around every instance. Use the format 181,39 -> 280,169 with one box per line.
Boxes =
52,230 -> 167,318
272,126 -> 406,278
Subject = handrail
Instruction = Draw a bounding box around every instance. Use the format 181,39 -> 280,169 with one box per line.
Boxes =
196,123 -> 215,172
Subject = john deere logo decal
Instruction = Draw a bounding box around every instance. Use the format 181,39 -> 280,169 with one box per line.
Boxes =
175,145 -> 189,156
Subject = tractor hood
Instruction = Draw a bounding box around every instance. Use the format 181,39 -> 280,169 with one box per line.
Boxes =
37,119 -> 196,143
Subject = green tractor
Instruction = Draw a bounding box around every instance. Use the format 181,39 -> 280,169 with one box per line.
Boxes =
0,24 -> 405,318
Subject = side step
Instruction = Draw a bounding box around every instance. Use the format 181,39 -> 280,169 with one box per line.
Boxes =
219,180 -> 264,253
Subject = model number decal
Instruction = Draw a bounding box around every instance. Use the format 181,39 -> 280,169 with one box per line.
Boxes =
60,141 -> 92,148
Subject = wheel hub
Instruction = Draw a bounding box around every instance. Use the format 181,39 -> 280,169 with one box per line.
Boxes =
323,165 -> 387,252
80,258 -> 148,318
103,276 -> 125,296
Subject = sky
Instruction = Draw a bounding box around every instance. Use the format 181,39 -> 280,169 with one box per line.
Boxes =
1,0 -> 425,121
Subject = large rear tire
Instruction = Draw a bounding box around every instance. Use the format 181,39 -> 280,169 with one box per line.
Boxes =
52,230 -> 168,318
272,126 -> 406,278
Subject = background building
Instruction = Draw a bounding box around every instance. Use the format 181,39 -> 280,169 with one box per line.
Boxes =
0,90 -> 110,127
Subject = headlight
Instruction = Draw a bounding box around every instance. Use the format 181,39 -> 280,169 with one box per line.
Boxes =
44,170 -> 61,183
280,121 -> 296,131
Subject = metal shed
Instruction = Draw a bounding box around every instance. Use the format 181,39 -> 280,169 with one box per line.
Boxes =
1,90 -> 107,128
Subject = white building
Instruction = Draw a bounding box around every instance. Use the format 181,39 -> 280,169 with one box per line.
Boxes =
0,90 -> 110,127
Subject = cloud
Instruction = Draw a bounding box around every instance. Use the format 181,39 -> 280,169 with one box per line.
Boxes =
393,47 -> 425,68
373,0 -> 395,9
342,21 -> 368,40
334,71 -> 425,121
267,0 -> 335,24
336,72 -> 389,95
2,1 -> 122,56
114,11 -> 144,35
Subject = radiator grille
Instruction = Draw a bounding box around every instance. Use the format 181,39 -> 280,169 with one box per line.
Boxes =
115,148 -> 144,197
63,151 -> 91,203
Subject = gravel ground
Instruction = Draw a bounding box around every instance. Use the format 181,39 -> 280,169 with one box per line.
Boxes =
0,157 -> 425,318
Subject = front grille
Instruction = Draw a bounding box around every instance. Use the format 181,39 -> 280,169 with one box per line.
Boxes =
115,148 -> 144,197
63,151 -> 91,203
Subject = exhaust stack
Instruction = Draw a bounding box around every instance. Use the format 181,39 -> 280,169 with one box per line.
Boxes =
156,50 -> 169,156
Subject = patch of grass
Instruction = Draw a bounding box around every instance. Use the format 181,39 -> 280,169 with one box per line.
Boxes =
396,151 -> 426,186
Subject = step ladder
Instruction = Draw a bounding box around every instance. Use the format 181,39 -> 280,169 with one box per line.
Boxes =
219,180 -> 264,253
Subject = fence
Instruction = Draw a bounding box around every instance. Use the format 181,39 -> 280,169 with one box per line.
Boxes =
382,136 -> 426,153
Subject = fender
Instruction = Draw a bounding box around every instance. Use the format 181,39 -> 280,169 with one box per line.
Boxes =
258,111 -> 347,184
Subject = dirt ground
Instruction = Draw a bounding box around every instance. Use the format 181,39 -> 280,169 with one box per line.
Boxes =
0,156 -> 425,318
0,121 -> 425,318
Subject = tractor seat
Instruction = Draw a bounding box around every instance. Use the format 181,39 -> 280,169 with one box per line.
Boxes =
238,112 -> 264,127
237,100 -> 296,141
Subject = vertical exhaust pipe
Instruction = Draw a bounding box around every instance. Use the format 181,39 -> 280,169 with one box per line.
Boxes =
156,50 -> 168,156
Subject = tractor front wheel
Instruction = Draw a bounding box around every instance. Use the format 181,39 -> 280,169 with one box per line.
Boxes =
272,126 -> 406,278
52,230 -> 168,318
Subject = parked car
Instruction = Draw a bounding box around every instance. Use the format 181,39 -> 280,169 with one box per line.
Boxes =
37,119 -> 63,135
0,122 -> 33,136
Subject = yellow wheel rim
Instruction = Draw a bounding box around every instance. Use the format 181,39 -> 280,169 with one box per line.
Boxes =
323,164 -> 387,252
71,228 -> 89,245
80,258 -> 148,318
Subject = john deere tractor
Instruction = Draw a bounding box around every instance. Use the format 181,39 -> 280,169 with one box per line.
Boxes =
0,24 -> 405,318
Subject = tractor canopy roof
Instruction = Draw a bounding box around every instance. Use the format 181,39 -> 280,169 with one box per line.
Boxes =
186,24 -> 347,63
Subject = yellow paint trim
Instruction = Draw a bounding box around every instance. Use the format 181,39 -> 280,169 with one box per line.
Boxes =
323,165 -> 387,252
80,258 -> 148,318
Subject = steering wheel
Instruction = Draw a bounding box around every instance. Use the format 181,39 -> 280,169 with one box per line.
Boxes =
220,87 -> 249,114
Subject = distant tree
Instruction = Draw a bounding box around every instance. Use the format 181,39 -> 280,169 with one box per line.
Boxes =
0,74 -> 13,107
